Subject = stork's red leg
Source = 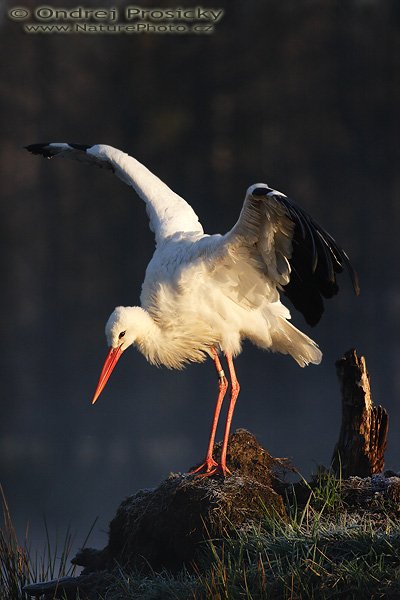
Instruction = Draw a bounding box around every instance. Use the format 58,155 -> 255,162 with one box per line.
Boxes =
189,348 -> 228,475
219,353 -> 240,476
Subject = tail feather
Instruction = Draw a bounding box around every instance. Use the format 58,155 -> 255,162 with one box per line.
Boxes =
271,319 -> 322,367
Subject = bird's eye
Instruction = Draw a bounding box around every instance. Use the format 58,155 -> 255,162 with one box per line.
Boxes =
119,331 -> 126,339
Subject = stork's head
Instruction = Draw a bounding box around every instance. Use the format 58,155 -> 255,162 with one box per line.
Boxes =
105,306 -> 138,350
91,306 -> 144,404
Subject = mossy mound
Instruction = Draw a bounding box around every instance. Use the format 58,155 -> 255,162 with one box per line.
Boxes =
76,429 -> 288,573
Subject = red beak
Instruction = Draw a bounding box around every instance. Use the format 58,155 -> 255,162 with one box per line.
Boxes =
91,346 -> 123,405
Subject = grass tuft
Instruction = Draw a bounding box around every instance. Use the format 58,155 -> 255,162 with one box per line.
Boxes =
4,474 -> 400,599
0,484 -> 90,600
99,473 -> 400,599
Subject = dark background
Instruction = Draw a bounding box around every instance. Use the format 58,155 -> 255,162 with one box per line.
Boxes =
1,0 -> 400,557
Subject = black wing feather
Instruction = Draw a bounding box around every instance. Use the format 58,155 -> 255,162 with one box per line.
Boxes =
268,192 -> 359,326
25,143 -> 115,172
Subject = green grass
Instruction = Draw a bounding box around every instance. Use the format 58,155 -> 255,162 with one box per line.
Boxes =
101,474 -> 400,600
3,475 -> 400,600
102,517 -> 400,599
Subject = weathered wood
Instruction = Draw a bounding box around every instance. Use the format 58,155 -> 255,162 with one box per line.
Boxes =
23,576 -> 79,597
331,349 -> 388,478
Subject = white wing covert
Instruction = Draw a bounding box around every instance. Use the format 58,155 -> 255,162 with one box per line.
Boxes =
25,143 -> 203,244
219,183 -> 359,326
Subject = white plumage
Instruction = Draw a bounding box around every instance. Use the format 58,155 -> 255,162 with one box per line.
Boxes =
26,142 -> 359,476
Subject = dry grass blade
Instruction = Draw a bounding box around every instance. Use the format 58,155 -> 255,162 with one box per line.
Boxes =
0,484 -> 31,598
0,485 -> 93,600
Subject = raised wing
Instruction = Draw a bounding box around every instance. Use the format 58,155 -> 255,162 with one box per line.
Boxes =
25,143 -> 203,244
222,183 -> 359,326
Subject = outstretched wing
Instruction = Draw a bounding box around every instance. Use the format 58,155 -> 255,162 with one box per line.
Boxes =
221,183 -> 359,326
26,143 -> 203,244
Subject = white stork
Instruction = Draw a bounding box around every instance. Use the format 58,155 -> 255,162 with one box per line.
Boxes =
26,143 -> 359,476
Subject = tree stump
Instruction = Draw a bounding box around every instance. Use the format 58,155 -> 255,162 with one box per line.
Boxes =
331,349 -> 388,478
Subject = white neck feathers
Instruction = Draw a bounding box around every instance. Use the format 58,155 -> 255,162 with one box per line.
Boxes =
123,306 -> 211,370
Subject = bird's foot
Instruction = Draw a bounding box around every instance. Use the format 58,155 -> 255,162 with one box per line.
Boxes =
189,456 -> 218,476
189,458 -> 231,477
